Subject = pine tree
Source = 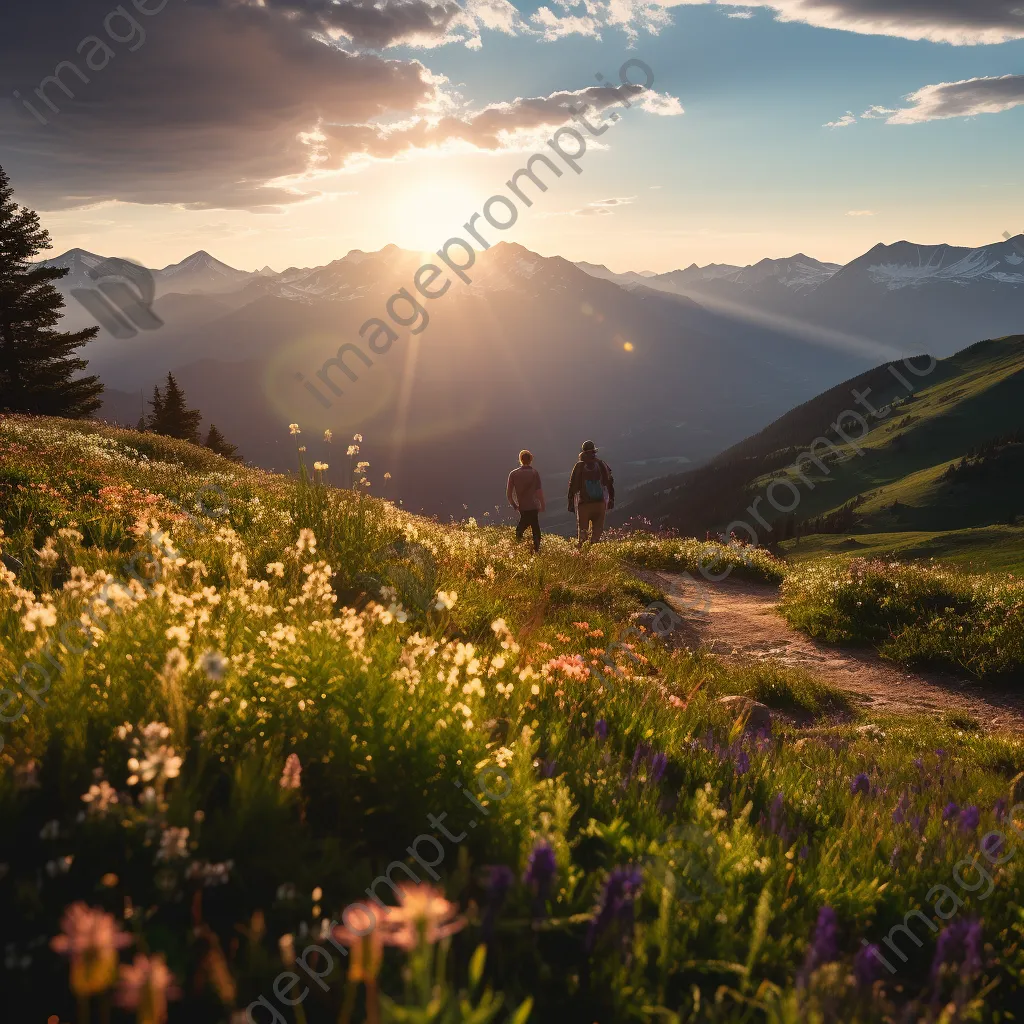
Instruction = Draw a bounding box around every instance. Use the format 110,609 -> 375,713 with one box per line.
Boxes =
204,423 -> 241,462
0,164 -> 103,416
147,373 -> 201,443
146,384 -> 164,431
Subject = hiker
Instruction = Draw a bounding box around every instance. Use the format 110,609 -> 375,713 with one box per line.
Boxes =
507,449 -> 545,552
567,439 -> 614,547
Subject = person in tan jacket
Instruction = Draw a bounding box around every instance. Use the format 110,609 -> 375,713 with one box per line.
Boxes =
567,440 -> 614,547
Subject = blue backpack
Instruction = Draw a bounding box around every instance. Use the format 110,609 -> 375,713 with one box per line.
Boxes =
580,460 -> 607,503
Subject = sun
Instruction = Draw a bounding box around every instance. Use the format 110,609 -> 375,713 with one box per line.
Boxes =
388,173 -> 482,251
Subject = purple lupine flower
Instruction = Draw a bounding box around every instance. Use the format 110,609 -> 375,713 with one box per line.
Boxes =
942,801 -> 960,822
850,773 -> 870,796
629,743 -> 651,781
587,865 -> 644,951
799,845 -> 810,861
982,832 -> 1004,858
734,749 -> 750,775
541,759 -> 558,779
993,798 -> 1007,823
963,920 -> 983,980
892,792 -> 910,825
931,919 -> 984,984
854,943 -> 886,989
649,752 -> 668,784
480,864 -> 515,938
801,906 -> 840,982
935,749 -> 947,759
889,845 -> 902,868
523,842 -> 557,911
913,758 -> 924,771
959,805 -> 980,833
594,719 -> 608,742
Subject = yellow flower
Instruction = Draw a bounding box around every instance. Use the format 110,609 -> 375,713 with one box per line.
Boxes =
323,429 -> 333,442
289,424 -> 301,435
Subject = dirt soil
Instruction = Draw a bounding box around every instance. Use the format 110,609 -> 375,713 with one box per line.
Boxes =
639,570 -> 1024,732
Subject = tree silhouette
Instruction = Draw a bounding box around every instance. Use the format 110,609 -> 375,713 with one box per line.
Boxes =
0,164 -> 103,416
147,373 -> 201,443
204,423 -> 241,462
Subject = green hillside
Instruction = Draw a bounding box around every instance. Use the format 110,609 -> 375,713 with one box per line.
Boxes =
3,415 -> 1024,1023
627,335 -> 1024,569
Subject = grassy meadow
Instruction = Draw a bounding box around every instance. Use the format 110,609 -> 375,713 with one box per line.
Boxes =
2,417 -> 1024,1023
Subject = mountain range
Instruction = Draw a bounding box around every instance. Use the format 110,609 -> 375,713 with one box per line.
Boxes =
38,235 -> 1024,519
577,236 -> 1024,357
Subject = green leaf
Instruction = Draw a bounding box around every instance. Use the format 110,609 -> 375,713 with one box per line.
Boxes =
469,944 -> 487,989
508,997 -> 533,1024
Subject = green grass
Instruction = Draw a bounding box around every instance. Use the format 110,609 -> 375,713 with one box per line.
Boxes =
780,525 -> 1024,575
780,558 -> 1024,680
2,417 -> 1024,1023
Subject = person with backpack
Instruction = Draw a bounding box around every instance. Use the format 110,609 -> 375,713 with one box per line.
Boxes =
507,449 -> 545,552
567,440 -> 614,547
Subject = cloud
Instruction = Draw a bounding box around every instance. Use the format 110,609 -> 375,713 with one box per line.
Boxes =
715,0 -> 1024,45
861,104 -> 897,119
885,75 -> 1024,123
824,112 -> 857,128
726,10 -> 756,18
530,5 -> 603,39
317,84 -> 659,166
846,209 -> 876,216
0,0 -> 679,212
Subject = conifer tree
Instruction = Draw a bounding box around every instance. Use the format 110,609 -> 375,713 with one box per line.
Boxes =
0,164 -> 103,416
204,423 -> 242,462
147,373 -> 201,443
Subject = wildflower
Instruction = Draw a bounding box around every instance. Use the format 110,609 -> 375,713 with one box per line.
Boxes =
982,832 -> 1004,858
386,884 -> 466,950
434,590 -> 457,611
199,650 -> 227,681
280,753 -> 302,790
384,472 -> 392,481
298,445 -> 307,452
931,918 -> 983,984
14,760 -> 40,790
295,528 -> 316,554
289,424 -> 301,435
116,953 -> 180,1023
51,902 -> 132,996
323,429 -> 333,442
801,906 -> 840,982
959,805 -> 980,833
126,723 -> 182,787
854,943 -> 886,989
993,797 -> 1008,823
649,752 -> 668,784
942,801 -> 960,822
266,562 -> 285,577
156,827 -> 190,862
734,749 -> 750,775
850,773 -> 870,796
332,903 -> 386,982
313,461 -> 329,472
588,865 -> 643,951
594,718 -> 608,742
82,780 -> 120,817
892,791 -> 911,825
523,842 -> 557,912
481,865 -> 515,939
347,445 -> 359,456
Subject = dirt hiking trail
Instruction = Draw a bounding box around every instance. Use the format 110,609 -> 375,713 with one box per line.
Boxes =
640,571 -> 1024,732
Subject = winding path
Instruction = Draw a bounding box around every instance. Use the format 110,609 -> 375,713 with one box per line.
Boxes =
639,570 -> 1024,732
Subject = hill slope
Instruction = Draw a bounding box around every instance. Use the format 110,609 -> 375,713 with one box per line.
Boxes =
624,334 -> 1024,549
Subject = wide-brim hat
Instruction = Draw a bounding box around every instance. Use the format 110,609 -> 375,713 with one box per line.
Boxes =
581,439 -> 598,453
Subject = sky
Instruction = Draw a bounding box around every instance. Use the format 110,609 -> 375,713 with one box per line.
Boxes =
2,0 -> 1024,274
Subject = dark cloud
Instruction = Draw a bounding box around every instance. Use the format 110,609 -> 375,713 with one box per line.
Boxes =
887,74 -> 1024,123
726,0 -> 1024,44
0,1 -> 437,210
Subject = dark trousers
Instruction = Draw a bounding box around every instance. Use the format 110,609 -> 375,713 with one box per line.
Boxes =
516,509 -> 541,551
